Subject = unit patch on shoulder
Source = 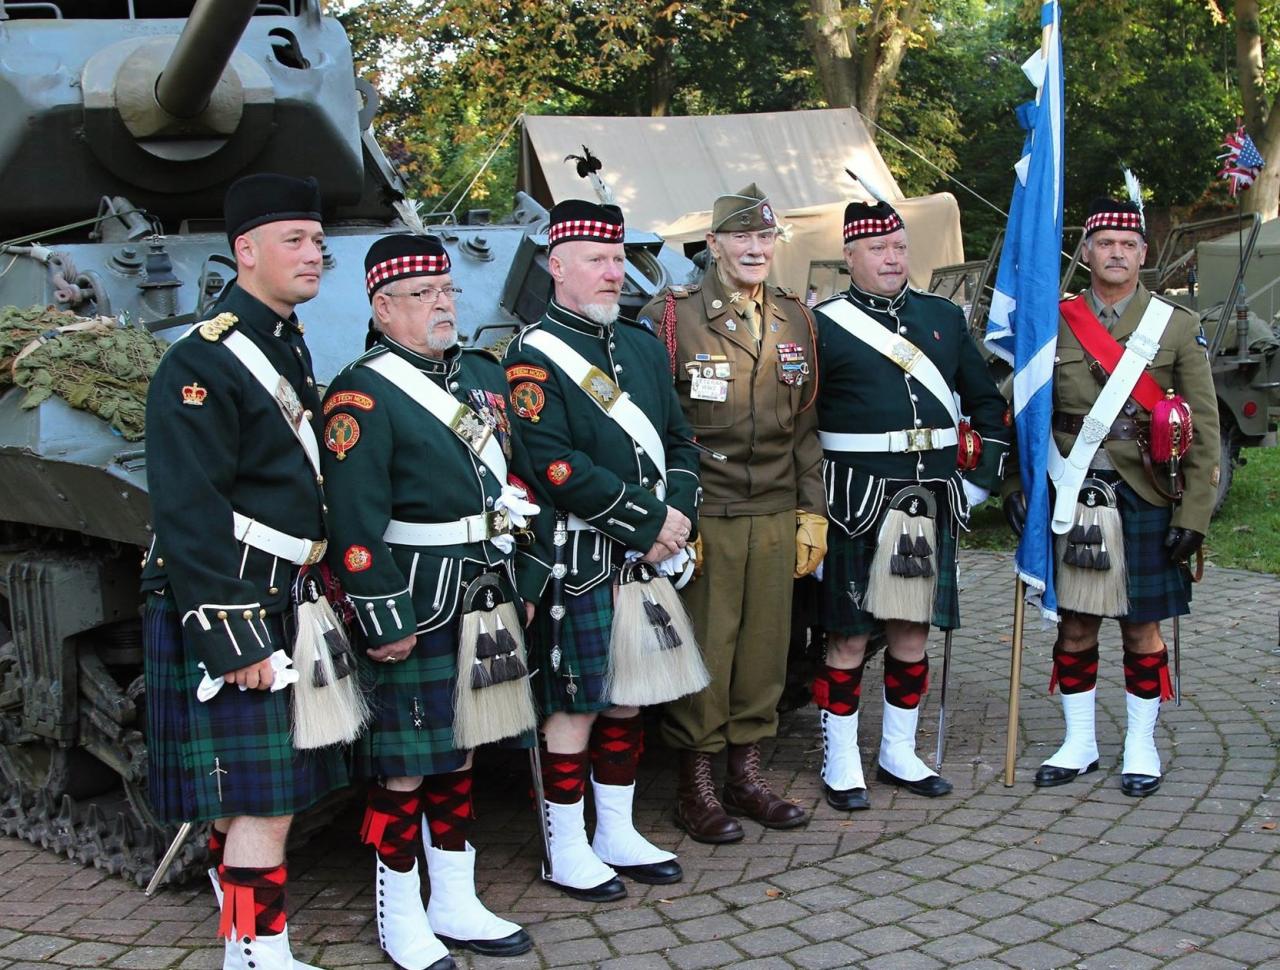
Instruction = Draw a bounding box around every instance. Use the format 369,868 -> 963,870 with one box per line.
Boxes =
323,391 -> 375,415
344,545 -> 373,572
324,413 -> 361,460
511,381 -> 545,422
547,460 -> 572,485
506,364 -> 548,382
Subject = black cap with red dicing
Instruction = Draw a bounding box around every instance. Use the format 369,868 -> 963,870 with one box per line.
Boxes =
547,199 -> 625,250
842,200 -> 904,244
1084,197 -> 1145,238
364,234 -> 451,298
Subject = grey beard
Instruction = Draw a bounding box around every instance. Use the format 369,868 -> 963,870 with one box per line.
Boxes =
426,325 -> 458,353
581,302 -> 620,325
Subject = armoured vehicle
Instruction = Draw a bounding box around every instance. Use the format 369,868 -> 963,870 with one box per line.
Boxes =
0,0 -> 694,886
929,213 -> 1280,514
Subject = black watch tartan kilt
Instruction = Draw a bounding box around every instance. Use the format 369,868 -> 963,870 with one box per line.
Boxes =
353,622 -> 469,780
531,578 -> 615,716
821,489 -> 961,637
1061,473 -> 1191,623
144,592 -> 350,824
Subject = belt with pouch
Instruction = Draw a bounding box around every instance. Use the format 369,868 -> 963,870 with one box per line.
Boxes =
819,426 -> 959,454
383,511 -> 512,546
232,512 -> 327,565
1052,414 -> 1145,442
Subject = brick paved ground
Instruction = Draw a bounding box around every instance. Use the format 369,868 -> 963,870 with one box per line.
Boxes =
0,549 -> 1277,969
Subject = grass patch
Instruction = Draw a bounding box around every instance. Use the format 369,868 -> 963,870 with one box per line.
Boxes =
960,445 -> 1280,576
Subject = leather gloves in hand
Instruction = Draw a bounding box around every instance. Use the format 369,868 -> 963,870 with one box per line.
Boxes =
795,510 -> 828,579
1165,527 -> 1204,564
1004,491 -> 1027,537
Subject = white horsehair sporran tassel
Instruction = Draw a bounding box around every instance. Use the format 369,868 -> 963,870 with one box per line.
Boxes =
605,558 -> 709,706
291,572 -> 371,749
1056,478 -> 1129,617
866,485 -> 938,624
453,572 -> 538,749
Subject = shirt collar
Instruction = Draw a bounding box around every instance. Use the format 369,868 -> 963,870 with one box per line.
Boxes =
846,280 -> 908,314
1086,287 -> 1137,323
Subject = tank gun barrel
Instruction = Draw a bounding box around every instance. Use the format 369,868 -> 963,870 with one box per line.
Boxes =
154,0 -> 260,120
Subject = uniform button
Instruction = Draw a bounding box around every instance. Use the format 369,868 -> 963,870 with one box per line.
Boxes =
910,394 -> 919,402
898,326 -> 908,335
915,418 -> 922,427
322,504 -> 328,513
156,557 -> 164,567
316,474 -> 324,485
609,342 -> 617,351
386,599 -> 396,608
641,476 -> 651,487
478,466 -> 487,476
450,382 -> 459,391
259,609 -> 267,619
242,609 -> 253,620
217,610 -> 228,620
614,364 -> 623,374
302,409 -> 312,421
306,377 -> 315,387
294,347 -> 303,356
485,496 -> 494,508
917,462 -> 925,473
269,587 -> 279,595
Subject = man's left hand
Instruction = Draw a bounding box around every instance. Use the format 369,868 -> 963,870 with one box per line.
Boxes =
795,510 -> 828,578
1165,527 -> 1204,564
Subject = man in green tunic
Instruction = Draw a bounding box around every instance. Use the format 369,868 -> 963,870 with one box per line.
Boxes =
638,184 -> 824,842
504,200 -> 703,902
323,234 -> 548,968
142,174 -> 346,970
812,200 -> 1009,809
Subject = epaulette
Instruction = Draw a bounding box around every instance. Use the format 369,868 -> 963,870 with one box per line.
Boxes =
198,312 -> 238,342
668,282 -> 700,299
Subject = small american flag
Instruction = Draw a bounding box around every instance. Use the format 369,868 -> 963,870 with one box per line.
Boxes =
1218,124 -> 1266,197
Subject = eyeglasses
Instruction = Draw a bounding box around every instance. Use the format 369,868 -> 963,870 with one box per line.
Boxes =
385,285 -> 463,303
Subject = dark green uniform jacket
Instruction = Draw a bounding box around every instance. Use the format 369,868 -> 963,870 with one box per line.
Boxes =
816,284 -> 1009,530
1000,284 -> 1220,536
638,268 -> 825,517
503,300 -> 701,594
142,284 -> 326,678
321,335 -> 554,647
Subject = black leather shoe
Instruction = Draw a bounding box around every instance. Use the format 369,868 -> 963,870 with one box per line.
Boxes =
1120,773 -> 1161,797
1034,760 -> 1099,788
438,928 -> 533,957
553,876 -> 627,902
612,859 -> 683,885
824,784 -> 870,811
876,765 -> 953,797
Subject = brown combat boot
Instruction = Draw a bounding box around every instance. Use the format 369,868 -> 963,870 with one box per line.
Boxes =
722,742 -> 809,829
674,751 -> 744,844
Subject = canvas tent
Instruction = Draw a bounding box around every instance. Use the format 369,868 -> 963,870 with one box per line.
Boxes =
519,108 -> 964,295
1197,218 -> 1280,324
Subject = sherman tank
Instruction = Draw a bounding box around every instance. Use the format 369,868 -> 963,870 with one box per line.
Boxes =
0,0 -> 694,886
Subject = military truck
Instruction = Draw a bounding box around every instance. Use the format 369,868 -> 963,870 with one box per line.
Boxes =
0,0 -> 695,886
929,213 -> 1280,514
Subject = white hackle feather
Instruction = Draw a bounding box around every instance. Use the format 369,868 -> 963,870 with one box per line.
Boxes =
392,197 -> 429,235
846,167 -> 892,206
1122,167 -> 1145,228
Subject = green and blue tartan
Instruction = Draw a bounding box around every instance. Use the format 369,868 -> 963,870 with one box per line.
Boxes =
354,623 -> 469,779
1087,474 -> 1190,623
821,482 -> 960,636
143,592 -> 349,824
531,579 -> 614,716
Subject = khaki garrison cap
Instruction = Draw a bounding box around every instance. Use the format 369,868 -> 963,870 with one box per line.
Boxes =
711,183 -> 777,233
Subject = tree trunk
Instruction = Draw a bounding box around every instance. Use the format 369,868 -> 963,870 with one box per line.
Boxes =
647,40 -> 673,117
803,0 -> 861,111
1235,0 -> 1278,219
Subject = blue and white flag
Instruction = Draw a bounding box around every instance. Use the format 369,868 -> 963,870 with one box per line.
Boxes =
984,0 -> 1064,620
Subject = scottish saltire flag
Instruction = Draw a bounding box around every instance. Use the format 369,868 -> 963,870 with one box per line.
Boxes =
984,0 -> 1063,620
1218,125 -> 1266,197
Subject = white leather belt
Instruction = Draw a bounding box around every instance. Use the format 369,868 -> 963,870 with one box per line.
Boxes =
232,512 -> 327,566
384,511 -> 511,546
819,427 -> 959,454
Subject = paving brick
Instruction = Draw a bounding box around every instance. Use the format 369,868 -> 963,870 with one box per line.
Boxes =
733,926 -> 806,958
672,914 -> 748,943
789,941 -> 865,969
919,931 -> 1003,964
789,911 -> 868,943
666,941 -> 742,970
844,925 -> 926,956
1206,930 -> 1280,964
0,935 -> 74,960
598,956 -> 674,970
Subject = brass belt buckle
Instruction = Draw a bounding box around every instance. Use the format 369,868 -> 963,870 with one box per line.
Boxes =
304,539 -> 328,565
904,428 -> 935,452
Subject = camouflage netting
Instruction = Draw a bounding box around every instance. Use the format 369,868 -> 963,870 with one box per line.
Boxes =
0,305 -> 167,441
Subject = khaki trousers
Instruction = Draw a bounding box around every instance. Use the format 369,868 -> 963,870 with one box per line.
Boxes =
661,509 -> 794,752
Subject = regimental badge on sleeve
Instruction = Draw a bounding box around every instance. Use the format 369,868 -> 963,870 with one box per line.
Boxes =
325,413 -> 361,460
511,381 -> 545,422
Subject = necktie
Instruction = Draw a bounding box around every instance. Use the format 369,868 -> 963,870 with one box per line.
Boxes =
743,301 -> 760,342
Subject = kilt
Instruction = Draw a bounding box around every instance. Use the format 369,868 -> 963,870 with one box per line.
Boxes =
1063,474 -> 1191,623
821,488 -> 960,637
531,579 -> 614,716
354,623 -> 468,779
144,591 -> 349,824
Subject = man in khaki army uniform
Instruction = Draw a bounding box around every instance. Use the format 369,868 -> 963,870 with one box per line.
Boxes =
639,184 -> 825,842
1003,195 -> 1219,798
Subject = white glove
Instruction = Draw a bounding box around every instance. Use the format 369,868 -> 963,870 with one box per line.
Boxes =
197,650 -> 298,702
491,482 -> 542,554
962,478 -> 990,508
